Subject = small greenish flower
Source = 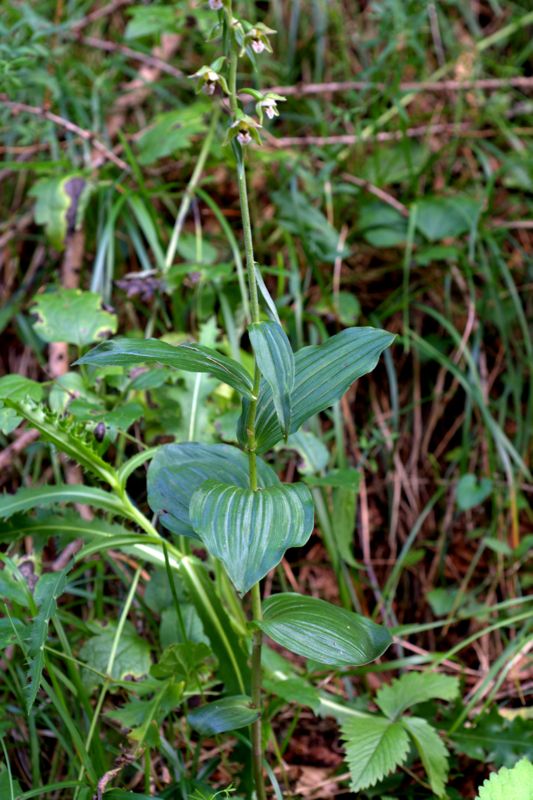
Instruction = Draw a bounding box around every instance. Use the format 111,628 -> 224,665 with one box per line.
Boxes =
226,114 -> 262,146
255,92 -> 285,123
243,23 -> 276,55
189,62 -> 229,96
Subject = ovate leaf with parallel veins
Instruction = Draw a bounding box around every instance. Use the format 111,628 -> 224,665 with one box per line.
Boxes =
341,715 -> 410,792
239,327 -> 395,453
249,320 -> 295,437
189,481 -> 314,595
76,336 -> 254,398
402,716 -> 450,797
260,593 -> 391,666
188,695 -> 259,736
147,442 -> 279,538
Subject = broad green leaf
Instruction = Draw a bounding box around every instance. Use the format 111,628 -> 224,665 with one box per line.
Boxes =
79,621 -> 151,688
416,195 -> 481,242
305,467 -> 361,488
402,716 -> 450,797
190,482 -> 314,596
150,642 -> 211,681
0,406 -> 22,435
29,175 -> 91,250
160,605 -> 209,649
0,375 -> 43,403
333,485 -> 359,568
259,593 -> 391,666
456,473 -> 493,511
0,484 -> 125,520
341,715 -> 410,792
281,430 -> 329,475
475,759 -> 533,800
249,320 -> 295,437
262,676 -> 321,712
188,695 -> 259,736
239,327 -> 395,453
76,336 -> 254,398
376,672 -> 460,720
0,767 -> 22,799
450,708 -> 533,767
137,106 -> 208,164
25,570 -> 68,711
125,4 -> 177,39
32,289 -> 117,347
147,442 -> 279,538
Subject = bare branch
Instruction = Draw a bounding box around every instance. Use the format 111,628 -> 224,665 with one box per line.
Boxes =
0,94 -> 129,172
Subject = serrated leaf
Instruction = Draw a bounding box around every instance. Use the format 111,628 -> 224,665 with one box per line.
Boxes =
25,570 -> 68,711
0,484 -> 125,520
190,482 -> 314,595
76,336 -> 254,398
239,327 -> 395,453
259,593 -> 391,666
147,442 -> 279,538
188,695 -> 259,736
341,715 -> 410,792
475,759 -> 533,800
32,289 -> 117,347
249,320 -> 295,437
402,716 -> 450,797
376,671 -> 459,720
0,375 -> 43,403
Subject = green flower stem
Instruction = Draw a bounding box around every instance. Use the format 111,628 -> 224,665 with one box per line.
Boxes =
164,105 -> 221,272
225,10 -> 267,798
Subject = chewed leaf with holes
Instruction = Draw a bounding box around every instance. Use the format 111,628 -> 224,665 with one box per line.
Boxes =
239,327 -> 395,453
32,289 -> 117,347
76,336 -> 254,398
147,442 -> 279,538
259,593 -> 391,666
189,481 -> 314,595
29,175 -> 91,250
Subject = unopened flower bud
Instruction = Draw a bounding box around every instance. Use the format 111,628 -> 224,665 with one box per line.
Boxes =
208,0 -> 223,9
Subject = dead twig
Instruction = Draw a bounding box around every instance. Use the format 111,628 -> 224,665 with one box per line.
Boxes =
341,173 -> 409,217
75,35 -> 183,81
272,75 -> 533,98
0,94 -> 129,172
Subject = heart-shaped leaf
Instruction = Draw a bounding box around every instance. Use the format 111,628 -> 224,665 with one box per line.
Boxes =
456,474 -> 493,511
190,481 -> 314,595
249,320 -> 295,437
259,593 -> 391,666
238,327 -> 395,453
147,442 -> 279,538
76,336 -> 254,398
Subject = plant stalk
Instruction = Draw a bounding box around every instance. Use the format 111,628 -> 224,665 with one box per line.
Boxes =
226,24 -> 267,799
